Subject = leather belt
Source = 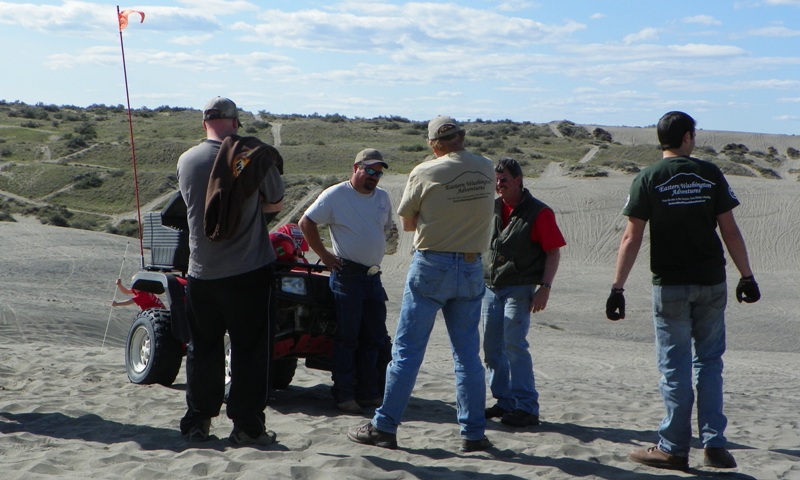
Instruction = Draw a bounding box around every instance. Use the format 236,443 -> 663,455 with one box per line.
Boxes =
340,259 -> 381,276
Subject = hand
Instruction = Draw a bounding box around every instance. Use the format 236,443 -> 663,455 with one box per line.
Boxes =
115,278 -> 122,285
606,288 -> 625,320
736,276 -> 760,303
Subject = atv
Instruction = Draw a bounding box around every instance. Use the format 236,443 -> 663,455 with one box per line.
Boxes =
123,192 -> 390,392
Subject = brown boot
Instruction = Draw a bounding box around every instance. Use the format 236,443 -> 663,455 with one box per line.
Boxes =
704,447 -> 737,468
629,446 -> 689,471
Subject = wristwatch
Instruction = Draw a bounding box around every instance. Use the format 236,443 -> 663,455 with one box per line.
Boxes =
540,283 -> 552,289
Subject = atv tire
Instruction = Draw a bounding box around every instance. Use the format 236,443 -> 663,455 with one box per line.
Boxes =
125,308 -> 183,386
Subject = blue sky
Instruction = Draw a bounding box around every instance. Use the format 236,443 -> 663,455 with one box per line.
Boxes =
1,0 -> 799,134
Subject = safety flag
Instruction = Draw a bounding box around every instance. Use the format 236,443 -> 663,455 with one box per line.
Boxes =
118,9 -> 145,31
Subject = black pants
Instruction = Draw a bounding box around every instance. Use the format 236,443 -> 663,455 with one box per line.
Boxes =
180,265 -> 273,437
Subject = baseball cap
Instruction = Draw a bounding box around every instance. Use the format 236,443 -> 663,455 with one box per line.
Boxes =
203,96 -> 242,126
354,148 -> 389,168
428,115 -> 464,140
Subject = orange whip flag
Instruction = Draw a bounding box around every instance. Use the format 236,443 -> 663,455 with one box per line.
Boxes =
118,9 -> 145,31
117,6 -> 146,267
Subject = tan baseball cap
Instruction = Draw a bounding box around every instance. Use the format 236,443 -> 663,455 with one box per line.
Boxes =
354,148 -> 389,168
428,115 -> 464,140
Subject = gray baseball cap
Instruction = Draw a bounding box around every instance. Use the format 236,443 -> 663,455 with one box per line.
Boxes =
203,97 -> 241,126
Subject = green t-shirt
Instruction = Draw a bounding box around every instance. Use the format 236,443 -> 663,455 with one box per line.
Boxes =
623,156 -> 739,285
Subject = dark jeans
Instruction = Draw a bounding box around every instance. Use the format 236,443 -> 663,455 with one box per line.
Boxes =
329,263 -> 388,403
180,265 -> 273,438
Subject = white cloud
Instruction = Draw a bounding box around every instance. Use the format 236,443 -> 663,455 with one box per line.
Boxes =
170,34 -> 213,46
232,4 -> 585,53
777,97 -> 800,103
623,27 -> 660,44
747,25 -> 800,37
590,13 -> 606,20
683,15 -> 722,26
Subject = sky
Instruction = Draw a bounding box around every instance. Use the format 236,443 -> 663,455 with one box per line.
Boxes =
1,0 -> 799,135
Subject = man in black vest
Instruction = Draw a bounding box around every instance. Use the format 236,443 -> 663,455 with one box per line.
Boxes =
482,158 -> 565,427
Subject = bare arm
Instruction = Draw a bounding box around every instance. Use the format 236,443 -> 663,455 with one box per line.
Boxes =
717,210 -> 754,278
111,298 -> 135,307
298,215 -> 341,271
115,278 -> 134,295
612,217 -> 647,289
531,248 -> 561,313
400,214 -> 417,232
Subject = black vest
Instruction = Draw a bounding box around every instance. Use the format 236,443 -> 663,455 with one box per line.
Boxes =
483,190 -> 548,288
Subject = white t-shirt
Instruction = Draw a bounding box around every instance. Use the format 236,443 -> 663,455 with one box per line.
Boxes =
304,181 -> 394,266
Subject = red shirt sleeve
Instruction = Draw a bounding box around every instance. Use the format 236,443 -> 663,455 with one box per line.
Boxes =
530,208 -> 566,251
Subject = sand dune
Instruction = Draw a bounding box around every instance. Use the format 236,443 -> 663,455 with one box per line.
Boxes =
1,170 -> 799,479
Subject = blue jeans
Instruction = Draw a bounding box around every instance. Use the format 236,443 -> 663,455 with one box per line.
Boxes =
482,285 -> 539,416
652,282 -> 728,457
373,250 -> 487,440
329,265 -> 388,403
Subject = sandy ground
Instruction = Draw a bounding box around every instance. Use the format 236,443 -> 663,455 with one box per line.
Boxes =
1,170 -> 799,479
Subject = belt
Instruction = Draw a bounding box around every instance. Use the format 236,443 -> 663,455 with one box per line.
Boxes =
420,251 -> 481,263
340,259 -> 381,276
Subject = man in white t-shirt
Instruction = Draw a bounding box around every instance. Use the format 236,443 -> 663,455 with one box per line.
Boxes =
299,148 -> 395,414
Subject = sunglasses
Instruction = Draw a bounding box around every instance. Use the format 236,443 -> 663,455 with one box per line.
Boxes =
362,167 -> 384,178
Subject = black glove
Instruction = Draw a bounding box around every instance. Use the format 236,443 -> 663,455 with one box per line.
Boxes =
736,276 -> 761,303
606,288 -> 625,321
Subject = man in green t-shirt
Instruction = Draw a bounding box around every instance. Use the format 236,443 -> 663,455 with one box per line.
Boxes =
607,111 -> 761,471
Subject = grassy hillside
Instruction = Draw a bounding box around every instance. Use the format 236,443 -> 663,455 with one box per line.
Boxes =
1,101 -> 798,236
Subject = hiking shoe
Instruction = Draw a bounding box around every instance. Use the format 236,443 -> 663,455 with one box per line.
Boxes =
336,400 -> 364,414
485,404 -> 509,419
229,428 -> 277,447
460,436 -> 493,453
184,418 -> 211,443
357,398 -> 383,408
501,409 -> 540,427
704,447 -> 737,468
347,422 -> 397,449
629,446 -> 689,471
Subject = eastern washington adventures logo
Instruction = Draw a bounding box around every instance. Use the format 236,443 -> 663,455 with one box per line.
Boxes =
442,171 -> 493,203
655,173 -> 715,207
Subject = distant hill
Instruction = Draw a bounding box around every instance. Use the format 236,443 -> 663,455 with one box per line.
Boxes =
1,101 -> 799,235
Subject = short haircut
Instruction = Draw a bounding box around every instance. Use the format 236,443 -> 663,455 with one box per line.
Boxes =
495,157 -> 523,178
657,111 -> 696,151
428,130 -> 465,151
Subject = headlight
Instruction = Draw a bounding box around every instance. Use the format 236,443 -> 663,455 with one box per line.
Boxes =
281,276 -> 307,295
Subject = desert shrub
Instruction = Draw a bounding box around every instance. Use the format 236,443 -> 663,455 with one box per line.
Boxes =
788,147 -> 800,159
106,219 -> 139,238
592,128 -> 613,142
66,137 -> 88,149
722,143 -> 749,154
74,173 -> 103,189
399,144 -> 425,152
21,120 -> 41,128
557,121 -> 591,139
74,122 -> 97,139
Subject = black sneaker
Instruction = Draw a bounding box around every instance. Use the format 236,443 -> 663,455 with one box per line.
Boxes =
347,422 -> 398,449
460,436 -> 493,453
501,409 -> 540,427
229,428 -> 277,447
184,418 -> 211,442
485,404 -> 509,419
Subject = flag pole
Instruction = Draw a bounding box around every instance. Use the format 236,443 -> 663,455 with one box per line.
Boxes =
117,5 -> 145,269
